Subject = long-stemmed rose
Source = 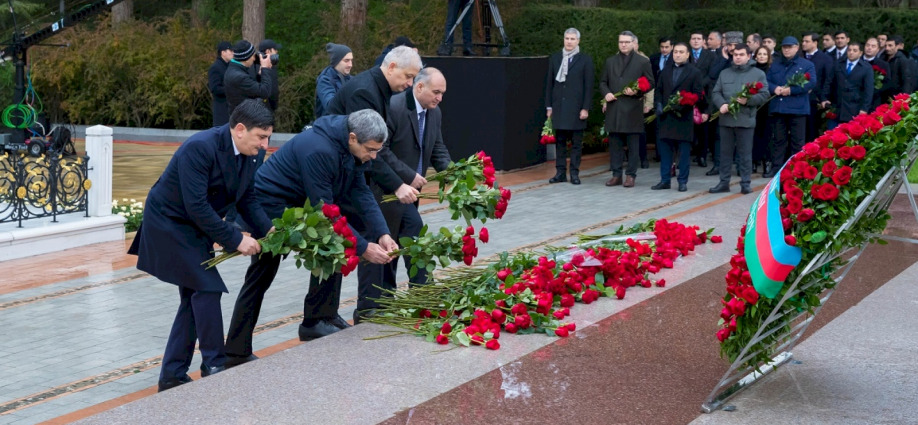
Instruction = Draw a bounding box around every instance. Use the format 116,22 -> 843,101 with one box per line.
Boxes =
611,76 -> 652,98
709,81 -> 764,121
203,201 -> 359,280
872,65 -> 887,90
645,90 -> 701,124
539,118 -> 555,145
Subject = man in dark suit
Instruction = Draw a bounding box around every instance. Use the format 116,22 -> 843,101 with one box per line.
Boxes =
128,99 -> 274,392
883,35 -> 916,100
652,42 -> 705,192
822,33 -> 837,57
649,36 -> 674,82
224,110 -> 398,364
863,37 -> 891,109
545,28 -> 594,185
690,31 -> 717,168
207,41 -> 233,127
799,32 -> 835,146
303,45 -> 421,338
822,42 -> 874,127
600,30 -> 654,188
353,68 -> 453,322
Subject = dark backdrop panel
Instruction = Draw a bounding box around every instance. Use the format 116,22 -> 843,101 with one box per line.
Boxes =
423,56 -> 549,170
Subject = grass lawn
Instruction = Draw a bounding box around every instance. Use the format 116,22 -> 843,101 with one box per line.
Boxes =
910,163 -> 918,184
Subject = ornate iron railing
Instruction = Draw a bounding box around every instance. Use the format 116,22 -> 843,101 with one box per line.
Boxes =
0,152 -> 91,227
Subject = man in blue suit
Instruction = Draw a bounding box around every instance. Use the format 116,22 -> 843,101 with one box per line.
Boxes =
128,99 -> 275,392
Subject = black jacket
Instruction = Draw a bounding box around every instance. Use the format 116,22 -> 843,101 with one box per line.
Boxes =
544,51 -> 594,130
224,61 -> 277,117
884,50 -> 915,98
648,52 -> 674,82
826,59 -> 874,123
326,67 -> 404,197
207,58 -> 229,126
254,115 -> 389,255
655,63 -> 705,142
865,56 -> 892,108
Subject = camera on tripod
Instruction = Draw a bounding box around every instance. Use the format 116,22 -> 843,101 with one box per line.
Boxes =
259,51 -> 279,66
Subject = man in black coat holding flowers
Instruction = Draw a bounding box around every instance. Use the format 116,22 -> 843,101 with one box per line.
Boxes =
651,43 -> 705,192
224,110 -> 398,366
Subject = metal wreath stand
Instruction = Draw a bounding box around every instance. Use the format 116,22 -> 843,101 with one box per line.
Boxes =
701,141 -> 918,413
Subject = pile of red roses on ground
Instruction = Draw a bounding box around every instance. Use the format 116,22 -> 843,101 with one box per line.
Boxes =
717,93 -> 918,367
368,219 -> 722,350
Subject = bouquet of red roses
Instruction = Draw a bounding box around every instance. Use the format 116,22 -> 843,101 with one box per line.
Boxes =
612,76 -> 652,98
872,65 -> 887,90
786,71 -> 811,89
539,118 -> 555,145
645,90 -> 700,123
822,107 -> 837,120
203,201 -> 359,280
709,81 -> 764,121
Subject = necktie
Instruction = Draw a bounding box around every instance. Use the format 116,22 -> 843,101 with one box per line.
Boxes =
694,50 -> 700,60
417,110 -> 426,175
846,62 -> 853,75
806,53 -> 812,59
660,55 -> 667,70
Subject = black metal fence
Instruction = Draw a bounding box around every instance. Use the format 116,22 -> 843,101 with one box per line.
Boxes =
0,152 -> 90,227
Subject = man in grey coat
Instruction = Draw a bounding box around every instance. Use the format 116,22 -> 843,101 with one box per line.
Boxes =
600,30 -> 654,188
545,28 -> 594,185
709,44 -> 769,195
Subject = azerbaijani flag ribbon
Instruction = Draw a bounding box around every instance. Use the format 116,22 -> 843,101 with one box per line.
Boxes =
743,164 -> 802,299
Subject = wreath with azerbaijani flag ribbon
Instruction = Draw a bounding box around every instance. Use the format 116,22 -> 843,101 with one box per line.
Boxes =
717,93 -> 918,369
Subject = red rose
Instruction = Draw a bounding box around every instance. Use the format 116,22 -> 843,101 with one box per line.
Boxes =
837,146 -> 852,160
716,328 -> 732,342
615,286 -> 626,299
479,227 -> 489,243
846,123 -> 867,140
797,208 -> 815,222
755,81 -> 764,89
894,93 -> 910,101
802,142 -> 820,158
784,235 -> 797,246
786,198 -> 803,214
710,235 -> 723,243
504,323 -> 518,333
828,131 -> 848,148
883,109 -> 902,124
491,309 -> 506,324
435,334 -> 450,345
804,72 -> 811,80
497,268 -> 511,281
463,255 -> 473,266
552,310 -> 565,319
322,203 -> 341,218
819,148 -> 836,161
656,279 -> 666,287
822,161 -> 838,177
637,76 -> 652,92
826,111 -> 838,120
742,286 -> 759,305
565,323 -> 577,332
833,165 -> 853,186
802,165 -> 818,180
850,145 -> 866,161
441,322 -> 452,334
485,339 -> 500,350
819,183 -> 840,201
554,327 -> 570,338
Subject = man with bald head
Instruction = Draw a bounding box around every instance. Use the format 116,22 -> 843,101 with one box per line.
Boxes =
354,67 -> 453,322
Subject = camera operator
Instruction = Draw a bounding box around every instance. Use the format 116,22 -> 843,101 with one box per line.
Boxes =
255,39 -> 281,111
224,40 -> 277,116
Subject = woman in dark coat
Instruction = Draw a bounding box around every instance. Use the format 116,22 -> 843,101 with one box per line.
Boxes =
752,46 -> 773,174
652,43 -> 705,192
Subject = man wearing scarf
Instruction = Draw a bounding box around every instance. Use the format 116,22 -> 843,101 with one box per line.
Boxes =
544,28 -> 594,185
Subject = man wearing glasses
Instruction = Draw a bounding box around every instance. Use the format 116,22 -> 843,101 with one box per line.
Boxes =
223,109 -> 398,368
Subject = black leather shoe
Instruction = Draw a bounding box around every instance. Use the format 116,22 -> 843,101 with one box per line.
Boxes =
225,354 -> 258,368
696,157 -> 707,168
762,162 -> 773,176
200,364 -> 225,377
548,173 -> 567,184
705,167 -> 719,176
436,44 -> 452,56
741,184 -> 753,194
329,315 -> 352,329
641,160 -> 649,169
298,320 -> 341,341
570,177 -> 581,185
709,182 -> 731,193
651,182 -> 671,190
157,375 -> 192,392
462,48 -> 476,56
763,170 -> 777,178
353,309 -> 377,325
678,183 -> 687,192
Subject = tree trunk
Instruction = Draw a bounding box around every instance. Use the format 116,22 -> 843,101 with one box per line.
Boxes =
573,0 -> 600,5
111,0 -> 133,26
192,0 -> 208,26
341,0 -> 368,33
242,0 -> 266,46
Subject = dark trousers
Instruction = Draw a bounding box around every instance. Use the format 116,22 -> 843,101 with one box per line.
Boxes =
160,286 -> 224,381
609,132 -> 641,177
658,138 -> 692,184
554,129 -> 583,175
770,114 -> 807,169
225,253 -> 282,358
719,126 -> 754,185
355,203 -> 427,317
804,100 -> 823,144
695,119 -> 721,166
303,209 -> 369,322
444,0 -> 472,48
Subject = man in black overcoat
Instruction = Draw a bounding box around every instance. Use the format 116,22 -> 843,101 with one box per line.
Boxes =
544,28 -> 594,185
800,32 -> 836,147
353,68 -> 453,322
863,38 -> 892,110
224,110 -> 398,364
689,31 -> 717,168
207,41 -> 233,127
822,42 -> 874,126
128,100 -> 274,392
652,43 -> 705,192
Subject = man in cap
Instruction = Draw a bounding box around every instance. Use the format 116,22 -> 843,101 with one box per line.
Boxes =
315,43 -> 353,118
764,36 -> 816,176
224,40 -> 276,116
256,39 -> 282,111
208,41 -> 233,127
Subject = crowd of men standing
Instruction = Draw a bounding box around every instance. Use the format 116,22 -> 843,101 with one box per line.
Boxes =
544,28 -> 918,193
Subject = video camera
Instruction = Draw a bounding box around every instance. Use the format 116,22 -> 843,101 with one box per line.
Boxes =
259,51 -> 279,66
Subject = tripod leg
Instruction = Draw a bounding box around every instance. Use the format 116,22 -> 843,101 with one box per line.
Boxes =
487,0 -> 511,56
440,0 -> 476,54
